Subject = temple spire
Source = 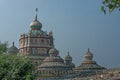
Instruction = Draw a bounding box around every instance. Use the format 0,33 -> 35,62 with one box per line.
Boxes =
35,8 -> 38,21
88,48 -> 90,52
13,42 -> 14,47
68,51 -> 70,56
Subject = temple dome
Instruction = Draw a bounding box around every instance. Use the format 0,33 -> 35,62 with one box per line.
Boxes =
30,15 -> 42,29
38,47 -> 70,70
30,20 -> 42,29
84,48 -> 93,60
7,42 -> 18,54
65,52 -> 72,61
74,49 -> 106,72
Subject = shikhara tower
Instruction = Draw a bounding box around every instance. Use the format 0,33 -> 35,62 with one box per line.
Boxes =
19,9 -> 54,64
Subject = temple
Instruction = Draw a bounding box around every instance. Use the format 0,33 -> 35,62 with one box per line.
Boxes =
7,9 -> 118,80
18,9 -> 76,79
19,11 -> 53,65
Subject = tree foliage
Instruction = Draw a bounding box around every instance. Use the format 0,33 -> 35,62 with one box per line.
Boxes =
0,41 -> 8,54
0,54 -> 35,80
101,0 -> 120,14
0,42 -> 35,80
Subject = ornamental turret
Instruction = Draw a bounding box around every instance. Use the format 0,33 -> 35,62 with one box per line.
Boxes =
65,52 -> 72,62
65,52 -> 75,69
74,49 -> 106,73
7,42 -> 18,55
84,48 -> 93,61
82,48 -> 96,64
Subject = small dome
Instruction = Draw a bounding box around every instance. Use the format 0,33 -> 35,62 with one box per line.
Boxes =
65,52 -> 72,61
49,47 -> 59,57
84,48 -> 93,60
7,42 -> 18,54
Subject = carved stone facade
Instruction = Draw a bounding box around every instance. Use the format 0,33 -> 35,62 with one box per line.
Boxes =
19,14 -> 54,64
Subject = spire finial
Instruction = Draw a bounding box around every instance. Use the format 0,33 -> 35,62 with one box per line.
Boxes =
13,42 -> 14,47
35,8 -> 38,20
68,51 -> 70,55
88,48 -> 90,52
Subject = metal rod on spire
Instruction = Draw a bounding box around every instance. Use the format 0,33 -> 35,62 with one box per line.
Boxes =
68,51 -> 70,55
35,8 -> 38,20
13,42 -> 14,47
36,8 -> 38,12
88,48 -> 90,52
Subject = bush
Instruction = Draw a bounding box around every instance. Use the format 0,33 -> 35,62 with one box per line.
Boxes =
0,54 -> 35,80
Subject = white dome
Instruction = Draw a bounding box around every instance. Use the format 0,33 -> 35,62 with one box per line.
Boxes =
30,20 -> 42,27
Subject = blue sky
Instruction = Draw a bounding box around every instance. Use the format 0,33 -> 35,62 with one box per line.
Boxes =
0,0 -> 120,68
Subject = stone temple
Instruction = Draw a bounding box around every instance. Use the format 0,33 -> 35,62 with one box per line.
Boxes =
19,10 -> 106,79
19,13 -> 53,65
8,10 -> 119,80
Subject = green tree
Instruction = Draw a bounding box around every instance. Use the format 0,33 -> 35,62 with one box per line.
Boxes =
0,41 -> 36,80
0,41 -> 8,54
101,0 -> 120,14
0,54 -> 35,80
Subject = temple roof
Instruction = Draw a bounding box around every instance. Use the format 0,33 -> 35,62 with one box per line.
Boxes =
65,52 -> 72,61
74,49 -> 106,71
38,47 -> 70,69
